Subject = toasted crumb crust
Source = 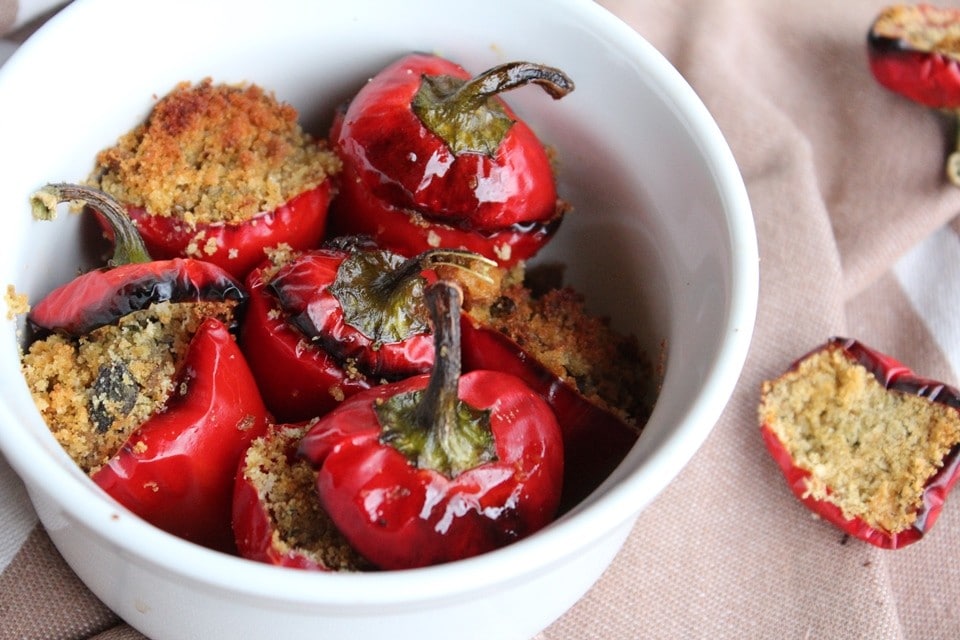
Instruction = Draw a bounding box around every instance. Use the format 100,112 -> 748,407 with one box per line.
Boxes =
873,5 -> 960,60
760,345 -> 960,534
240,424 -> 370,570
463,271 -> 653,427
90,79 -> 341,227
21,300 -> 236,474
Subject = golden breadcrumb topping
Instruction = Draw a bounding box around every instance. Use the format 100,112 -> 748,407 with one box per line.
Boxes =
21,300 -> 236,474
873,5 -> 960,60
460,266 -> 653,427
760,345 -> 960,534
240,424 -> 370,571
90,79 -> 341,227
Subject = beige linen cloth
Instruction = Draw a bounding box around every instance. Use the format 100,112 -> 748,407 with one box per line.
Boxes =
3,0 -> 960,638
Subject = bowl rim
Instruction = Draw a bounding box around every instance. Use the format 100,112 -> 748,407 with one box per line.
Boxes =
0,0 -> 758,607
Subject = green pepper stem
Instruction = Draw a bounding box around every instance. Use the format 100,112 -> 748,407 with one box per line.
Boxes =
375,279 -> 496,478
31,183 -> 152,266
412,61 -> 574,156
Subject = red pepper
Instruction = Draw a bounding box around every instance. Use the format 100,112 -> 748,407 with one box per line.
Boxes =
760,337 -> 960,549
29,184 -> 246,337
93,316 -> 270,552
27,183 -> 269,553
460,316 -> 642,512
239,257 -> 374,424
266,238 -> 497,380
89,80 -> 338,280
298,281 -> 563,569
122,180 -> 334,281
868,4 -> 960,184
328,53 -> 574,266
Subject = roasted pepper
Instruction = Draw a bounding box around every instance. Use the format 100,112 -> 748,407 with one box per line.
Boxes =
239,254 -> 374,424
266,238 -> 497,378
241,238 -> 496,422
29,184 -> 246,336
26,183 -> 269,552
298,281 -> 564,569
89,79 -> 339,280
868,4 -> 960,185
760,337 -> 960,549
329,53 -> 574,267
94,316 -> 271,552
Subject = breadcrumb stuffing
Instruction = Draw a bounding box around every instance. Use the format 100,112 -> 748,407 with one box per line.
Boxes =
240,424 -> 370,570
873,5 -> 960,62
450,264 -> 653,427
90,78 -> 341,227
21,300 -> 236,474
760,345 -> 960,534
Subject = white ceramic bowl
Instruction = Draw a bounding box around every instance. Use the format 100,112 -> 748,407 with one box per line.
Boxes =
0,1 -> 758,638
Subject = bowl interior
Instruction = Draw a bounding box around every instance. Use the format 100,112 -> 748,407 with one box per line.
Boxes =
0,0 -> 756,607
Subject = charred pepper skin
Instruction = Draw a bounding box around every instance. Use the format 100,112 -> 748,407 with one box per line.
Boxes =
329,53 -> 574,266
267,245 -> 436,380
29,257 -> 246,337
761,337 -> 960,550
93,317 -> 271,553
28,184 -> 246,337
868,4 -> 960,184
298,282 -> 564,570
267,241 -> 496,378
239,258 -> 374,424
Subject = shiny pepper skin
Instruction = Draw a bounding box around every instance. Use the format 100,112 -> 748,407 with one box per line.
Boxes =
121,181 -> 335,281
298,282 -> 564,569
329,53 -> 574,267
27,183 -> 269,553
93,317 -> 271,553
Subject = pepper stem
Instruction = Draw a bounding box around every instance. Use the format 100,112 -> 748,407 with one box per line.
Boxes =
30,183 -> 152,266
412,61 -> 574,156
413,282 -> 464,434
376,281 -> 496,478
380,248 -> 498,291
330,247 -> 497,346
454,61 -> 575,108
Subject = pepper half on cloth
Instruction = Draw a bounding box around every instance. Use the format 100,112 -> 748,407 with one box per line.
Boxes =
759,337 -> 960,549
868,3 -> 960,185
329,53 -> 574,267
298,281 -> 564,569
21,183 -> 270,553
